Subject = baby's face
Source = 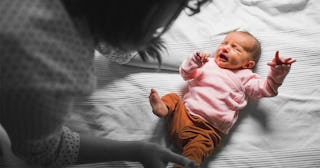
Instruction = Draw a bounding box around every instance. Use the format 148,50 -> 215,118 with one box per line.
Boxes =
214,32 -> 256,70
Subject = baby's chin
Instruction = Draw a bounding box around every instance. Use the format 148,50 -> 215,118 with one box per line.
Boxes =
215,58 -> 230,69
215,59 -> 245,70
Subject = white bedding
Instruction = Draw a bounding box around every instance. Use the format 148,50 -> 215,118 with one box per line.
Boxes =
1,0 -> 320,167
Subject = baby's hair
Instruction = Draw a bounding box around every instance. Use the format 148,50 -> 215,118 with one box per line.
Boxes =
237,31 -> 262,63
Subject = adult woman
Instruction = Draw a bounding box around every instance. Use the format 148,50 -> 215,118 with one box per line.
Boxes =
0,0 -> 211,167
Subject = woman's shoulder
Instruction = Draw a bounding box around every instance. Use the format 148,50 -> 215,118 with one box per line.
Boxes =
1,0 -> 95,95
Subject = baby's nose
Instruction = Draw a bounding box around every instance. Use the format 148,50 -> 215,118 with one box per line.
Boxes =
220,45 -> 230,52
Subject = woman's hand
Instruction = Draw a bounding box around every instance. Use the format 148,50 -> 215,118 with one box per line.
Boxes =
139,142 -> 197,168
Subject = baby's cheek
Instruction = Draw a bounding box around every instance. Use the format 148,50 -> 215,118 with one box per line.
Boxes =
229,59 -> 240,65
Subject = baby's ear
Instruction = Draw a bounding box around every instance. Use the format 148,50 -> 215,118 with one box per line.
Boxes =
243,60 -> 256,69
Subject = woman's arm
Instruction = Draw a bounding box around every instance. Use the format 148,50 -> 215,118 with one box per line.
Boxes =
78,134 -> 196,168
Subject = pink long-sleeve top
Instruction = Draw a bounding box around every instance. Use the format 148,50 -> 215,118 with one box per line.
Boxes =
180,56 -> 290,134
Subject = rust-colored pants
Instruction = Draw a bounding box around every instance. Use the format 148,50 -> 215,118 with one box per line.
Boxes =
161,93 -> 222,166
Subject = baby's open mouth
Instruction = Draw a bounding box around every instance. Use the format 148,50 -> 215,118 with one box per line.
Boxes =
219,54 -> 228,61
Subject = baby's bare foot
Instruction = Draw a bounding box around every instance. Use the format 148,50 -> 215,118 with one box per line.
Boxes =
149,89 -> 169,117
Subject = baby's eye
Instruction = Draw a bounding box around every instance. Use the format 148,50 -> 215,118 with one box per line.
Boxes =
221,41 -> 227,45
231,45 -> 241,52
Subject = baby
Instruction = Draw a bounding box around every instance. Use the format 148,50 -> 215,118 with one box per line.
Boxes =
149,31 -> 296,167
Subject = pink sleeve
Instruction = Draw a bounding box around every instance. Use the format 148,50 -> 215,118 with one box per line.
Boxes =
245,65 -> 291,98
179,54 -> 202,80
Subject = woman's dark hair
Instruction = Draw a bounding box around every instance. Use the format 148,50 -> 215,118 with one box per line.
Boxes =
63,0 -> 212,63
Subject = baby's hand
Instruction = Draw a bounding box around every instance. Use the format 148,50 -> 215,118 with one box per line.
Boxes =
267,51 -> 296,67
267,51 -> 296,77
193,51 -> 210,67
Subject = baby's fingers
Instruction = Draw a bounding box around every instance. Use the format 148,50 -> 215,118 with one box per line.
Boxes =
284,58 -> 296,64
267,61 -> 277,67
201,55 -> 209,63
274,51 -> 282,65
194,51 -> 201,59
195,52 -> 210,64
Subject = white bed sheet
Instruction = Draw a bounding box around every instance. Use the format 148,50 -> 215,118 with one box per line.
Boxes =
1,0 -> 320,167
